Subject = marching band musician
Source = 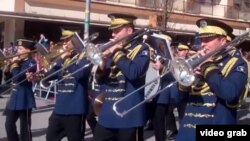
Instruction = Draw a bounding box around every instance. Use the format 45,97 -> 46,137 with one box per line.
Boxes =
165,43 -> 191,140
150,33 -> 177,141
175,43 -> 190,59
187,49 -> 197,57
175,18 -> 249,141
93,13 -> 150,141
5,39 -> 37,141
27,29 -> 92,141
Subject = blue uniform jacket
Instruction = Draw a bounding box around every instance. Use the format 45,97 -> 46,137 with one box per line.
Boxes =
176,48 -> 248,141
97,40 -> 150,128
46,53 -> 92,115
7,57 -> 37,110
156,63 -> 177,104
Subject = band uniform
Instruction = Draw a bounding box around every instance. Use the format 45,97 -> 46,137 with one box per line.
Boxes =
175,18 -> 249,141
5,39 -> 37,141
43,30 -> 93,141
93,13 -> 150,141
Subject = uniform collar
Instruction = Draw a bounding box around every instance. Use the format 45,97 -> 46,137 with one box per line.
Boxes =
213,47 -> 236,62
124,40 -> 139,51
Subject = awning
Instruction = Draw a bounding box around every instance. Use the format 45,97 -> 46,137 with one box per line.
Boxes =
0,11 -> 109,26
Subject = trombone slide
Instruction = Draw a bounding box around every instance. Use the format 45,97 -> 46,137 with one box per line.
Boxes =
112,29 -> 250,117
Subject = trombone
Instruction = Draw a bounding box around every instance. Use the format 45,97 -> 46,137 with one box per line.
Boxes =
85,27 -> 152,65
112,28 -> 250,117
0,43 -> 49,95
39,32 -> 99,89
0,49 -> 38,61
48,27 -> 154,89
39,32 -> 99,72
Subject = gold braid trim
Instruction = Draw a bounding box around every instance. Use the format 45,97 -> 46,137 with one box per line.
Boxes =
185,113 -> 214,118
105,97 -> 122,101
63,58 -> 71,67
105,89 -> 126,93
109,80 -> 126,84
113,51 -> 125,63
183,124 -> 196,128
191,85 -> 210,95
204,65 -> 218,78
188,102 -> 216,107
190,92 -> 214,96
191,57 -> 238,97
221,57 -> 238,76
110,44 -> 143,79
178,84 -> 191,92
10,63 -> 19,71
64,83 -> 75,86
58,90 -> 74,93
220,57 -> 243,108
234,53 -> 249,108
63,54 -> 80,67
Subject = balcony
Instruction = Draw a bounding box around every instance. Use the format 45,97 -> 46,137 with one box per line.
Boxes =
94,0 -> 250,22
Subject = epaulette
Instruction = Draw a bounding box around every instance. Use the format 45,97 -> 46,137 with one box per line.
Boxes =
63,53 -> 79,67
10,62 -> 19,71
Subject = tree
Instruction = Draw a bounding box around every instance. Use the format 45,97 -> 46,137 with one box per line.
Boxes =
149,0 -> 174,31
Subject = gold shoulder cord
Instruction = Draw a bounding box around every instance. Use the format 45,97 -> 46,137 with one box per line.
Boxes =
221,57 -> 248,108
63,54 -> 80,68
110,44 -> 143,79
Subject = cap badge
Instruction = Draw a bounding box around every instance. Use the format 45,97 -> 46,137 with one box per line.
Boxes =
110,15 -> 115,20
200,20 -> 207,28
18,40 -> 22,46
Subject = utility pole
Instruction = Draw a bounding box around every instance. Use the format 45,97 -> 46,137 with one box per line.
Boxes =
84,0 -> 91,39
162,0 -> 168,31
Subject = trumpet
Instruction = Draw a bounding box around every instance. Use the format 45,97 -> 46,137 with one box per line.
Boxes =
112,28 -> 250,117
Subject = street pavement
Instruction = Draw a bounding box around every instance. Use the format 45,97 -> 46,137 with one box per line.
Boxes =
0,94 -> 157,141
0,93 -> 250,141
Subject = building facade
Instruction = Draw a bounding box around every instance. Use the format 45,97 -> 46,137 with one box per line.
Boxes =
0,0 -> 250,49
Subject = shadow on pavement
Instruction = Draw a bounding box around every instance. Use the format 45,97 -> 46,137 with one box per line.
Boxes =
143,130 -> 154,140
237,109 -> 250,124
33,106 -> 54,114
237,99 -> 250,124
0,137 -> 7,141
32,128 -> 47,137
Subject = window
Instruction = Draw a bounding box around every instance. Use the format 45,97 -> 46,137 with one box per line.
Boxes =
197,0 -> 220,5
0,22 -> 4,50
244,0 -> 250,8
234,0 -> 250,11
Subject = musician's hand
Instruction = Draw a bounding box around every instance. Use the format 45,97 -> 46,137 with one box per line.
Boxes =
109,43 -> 123,53
26,72 -> 36,82
11,56 -> 20,63
102,49 -> 112,60
152,60 -> 163,71
194,67 -> 202,76
60,51 -> 71,60
40,34 -> 45,39
195,49 -> 214,70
